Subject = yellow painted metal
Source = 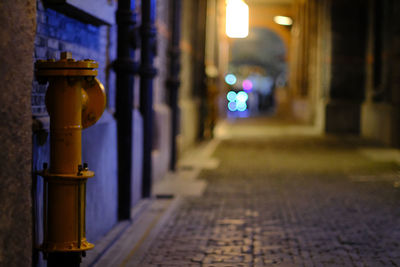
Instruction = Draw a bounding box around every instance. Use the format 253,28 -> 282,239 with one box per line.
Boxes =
36,52 -> 106,253
82,78 -> 107,129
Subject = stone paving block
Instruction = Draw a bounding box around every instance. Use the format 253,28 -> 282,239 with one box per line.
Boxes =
138,136 -> 400,266
202,264 -> 251,267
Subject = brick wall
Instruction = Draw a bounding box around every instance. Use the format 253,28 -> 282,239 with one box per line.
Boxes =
33,0 -> 112,116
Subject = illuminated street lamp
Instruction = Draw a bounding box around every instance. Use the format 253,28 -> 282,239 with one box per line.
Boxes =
226,0 -> 249,38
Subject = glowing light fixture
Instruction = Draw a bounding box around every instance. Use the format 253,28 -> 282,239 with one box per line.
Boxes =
225,74 -> 237,85
226,0 -> 249,38
273,16 -> 293,26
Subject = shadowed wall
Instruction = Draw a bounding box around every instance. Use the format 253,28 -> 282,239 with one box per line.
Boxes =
0,0 -> 35,266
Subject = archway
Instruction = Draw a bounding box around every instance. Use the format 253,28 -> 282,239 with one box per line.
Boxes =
226,27 -> 288,116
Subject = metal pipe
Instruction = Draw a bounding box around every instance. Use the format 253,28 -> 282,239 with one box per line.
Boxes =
167,0 -> 182,171
140,0 -> 157,198
35,52 -> 106,266
114,0 -> 139,219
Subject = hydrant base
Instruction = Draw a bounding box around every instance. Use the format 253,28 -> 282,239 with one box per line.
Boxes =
41,238 -> 95,252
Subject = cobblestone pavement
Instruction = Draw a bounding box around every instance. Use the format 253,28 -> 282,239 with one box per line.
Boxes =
139,125 -> 400,266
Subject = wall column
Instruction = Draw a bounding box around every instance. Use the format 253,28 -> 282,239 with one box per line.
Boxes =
361,0 -> 400,147
167,0 -> 182,171
324,0 -> 367,133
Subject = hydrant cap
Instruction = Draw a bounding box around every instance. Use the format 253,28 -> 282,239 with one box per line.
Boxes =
35,51 -> 98,77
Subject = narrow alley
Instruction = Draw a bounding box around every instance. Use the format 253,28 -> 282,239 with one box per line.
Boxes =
3,0 -> 400,266
90,118 -> 400,266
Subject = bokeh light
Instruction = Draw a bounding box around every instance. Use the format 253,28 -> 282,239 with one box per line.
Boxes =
225,74 -> 237,85
242,79 -> 253,91
227,91 -> 237,102
236,91 -> 248,102
228,101 -> 237,111
226,0 -> 249,38
227,90 -> 248,112
273,16 -> 293,26
237,102 -> 247,112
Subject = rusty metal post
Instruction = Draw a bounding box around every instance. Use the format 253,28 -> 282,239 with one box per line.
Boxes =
35,52 -> 106,266
167,0 -> 182,171
114,0 -> 139,219
140,0 -> 157,198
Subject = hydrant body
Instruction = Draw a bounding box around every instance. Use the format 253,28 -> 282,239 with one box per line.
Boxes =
36,52 -> 106,255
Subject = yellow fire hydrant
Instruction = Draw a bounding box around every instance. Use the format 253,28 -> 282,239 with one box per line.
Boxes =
36,52 -> 106,258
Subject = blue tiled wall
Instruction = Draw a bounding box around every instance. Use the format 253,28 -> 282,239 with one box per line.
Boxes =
33,1 -> 113,116
37,7 -> 100,51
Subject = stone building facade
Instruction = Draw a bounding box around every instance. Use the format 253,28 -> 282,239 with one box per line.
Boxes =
290,0 -> 400,147
3,0 -> 400,266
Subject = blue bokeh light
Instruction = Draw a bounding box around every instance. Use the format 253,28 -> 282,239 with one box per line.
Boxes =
228,101 -> 237,111
225,74 -> 237,85
237,102 -> 247,112
236,91 -> 248,102
227,90 -> 248,112
226,91 -> 237,102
